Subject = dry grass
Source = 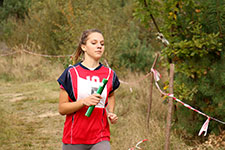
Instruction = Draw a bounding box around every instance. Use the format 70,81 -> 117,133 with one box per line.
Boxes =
0,46 -> 63,82
110,72 -> 189,150
0,79 -> 63,150
0,53 -> 224,150
0,48 -> 64,150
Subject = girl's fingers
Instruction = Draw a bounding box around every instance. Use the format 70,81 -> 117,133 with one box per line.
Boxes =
108,113 -> 118,124
83,94 -> 102,106
92,93 -> 102,99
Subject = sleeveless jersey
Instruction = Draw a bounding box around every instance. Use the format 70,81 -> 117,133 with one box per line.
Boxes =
57,62 -> 120,144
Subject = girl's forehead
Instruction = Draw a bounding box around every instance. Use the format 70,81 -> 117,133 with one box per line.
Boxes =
87,32 -> 104,41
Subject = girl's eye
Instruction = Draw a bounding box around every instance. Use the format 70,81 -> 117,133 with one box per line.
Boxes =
91,41 -> 104,46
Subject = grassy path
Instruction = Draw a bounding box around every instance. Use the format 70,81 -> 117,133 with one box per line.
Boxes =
0,80 -> 64,150
1,78 -> 223,150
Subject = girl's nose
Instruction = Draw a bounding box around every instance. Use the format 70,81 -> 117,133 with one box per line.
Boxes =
97,43 -> 102,48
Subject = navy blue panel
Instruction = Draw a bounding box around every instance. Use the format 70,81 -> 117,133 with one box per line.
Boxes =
57,65 -> 78,101
110,71 -> 120,94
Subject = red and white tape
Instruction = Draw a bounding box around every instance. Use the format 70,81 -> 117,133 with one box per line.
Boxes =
151,68 -> 225,136
128,139 -> 148,150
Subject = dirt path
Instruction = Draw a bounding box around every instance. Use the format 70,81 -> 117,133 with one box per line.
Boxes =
0,80 -> 64,150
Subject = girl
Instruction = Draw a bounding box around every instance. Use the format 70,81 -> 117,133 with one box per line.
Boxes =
57,29 -> 120,150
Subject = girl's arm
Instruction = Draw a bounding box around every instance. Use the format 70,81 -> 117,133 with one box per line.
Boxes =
107,92 -> 118,124
58,89 -> 102,115
107,92 -> 115,113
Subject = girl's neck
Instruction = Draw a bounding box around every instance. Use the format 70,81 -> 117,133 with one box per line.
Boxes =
81,59 -> 100,69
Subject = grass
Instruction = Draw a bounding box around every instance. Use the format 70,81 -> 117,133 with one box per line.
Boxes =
109,74 -> 189,150
0,79 -> 63,150
0,53 -> 224,150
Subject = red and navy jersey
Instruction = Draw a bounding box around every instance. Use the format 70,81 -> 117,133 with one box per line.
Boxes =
57,62 -> 120,144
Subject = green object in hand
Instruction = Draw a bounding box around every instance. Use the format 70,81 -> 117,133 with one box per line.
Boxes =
85,78 -> 108,117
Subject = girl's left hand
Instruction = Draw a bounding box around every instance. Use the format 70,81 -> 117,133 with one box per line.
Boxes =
108,112 -> 118,124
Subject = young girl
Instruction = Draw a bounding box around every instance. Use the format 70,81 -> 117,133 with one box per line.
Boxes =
57,29 -> 120,150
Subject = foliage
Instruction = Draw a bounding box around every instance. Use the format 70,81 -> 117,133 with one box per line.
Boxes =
116,22 -> 155,72
134,0 -> 225,138
133,0 -> 161,26
0,0 -> 31,20
163,22 -> 222,78
0,0 -> 155,72
0,0 -> 31,41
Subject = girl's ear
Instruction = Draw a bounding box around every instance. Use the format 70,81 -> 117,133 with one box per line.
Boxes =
81,45 -> 86,52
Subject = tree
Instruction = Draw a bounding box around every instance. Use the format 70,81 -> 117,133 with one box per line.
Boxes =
134,0 -> 225,138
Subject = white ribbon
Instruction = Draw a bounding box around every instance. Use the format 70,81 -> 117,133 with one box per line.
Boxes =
198,117 -> 210,136
128,139 -> 148,150
151,68 -> 161,81
156,32 -> 170,46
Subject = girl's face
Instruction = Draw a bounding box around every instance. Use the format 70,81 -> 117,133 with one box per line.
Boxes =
82,32 -> 104,61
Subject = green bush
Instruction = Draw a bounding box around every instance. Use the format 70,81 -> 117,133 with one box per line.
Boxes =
134,0 -> 225,138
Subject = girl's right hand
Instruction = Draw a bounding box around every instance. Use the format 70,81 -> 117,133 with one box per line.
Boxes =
82,94 -> 102,106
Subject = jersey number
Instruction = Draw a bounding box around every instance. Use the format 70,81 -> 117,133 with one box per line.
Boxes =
86,76 -> 100,83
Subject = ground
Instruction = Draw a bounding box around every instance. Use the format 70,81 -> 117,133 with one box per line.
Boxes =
0,80 -> 64,150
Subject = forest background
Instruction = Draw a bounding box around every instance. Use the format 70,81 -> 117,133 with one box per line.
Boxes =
0,0 -> 224,150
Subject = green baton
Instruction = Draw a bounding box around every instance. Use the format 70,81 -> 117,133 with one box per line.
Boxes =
85,78 -> 108,117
